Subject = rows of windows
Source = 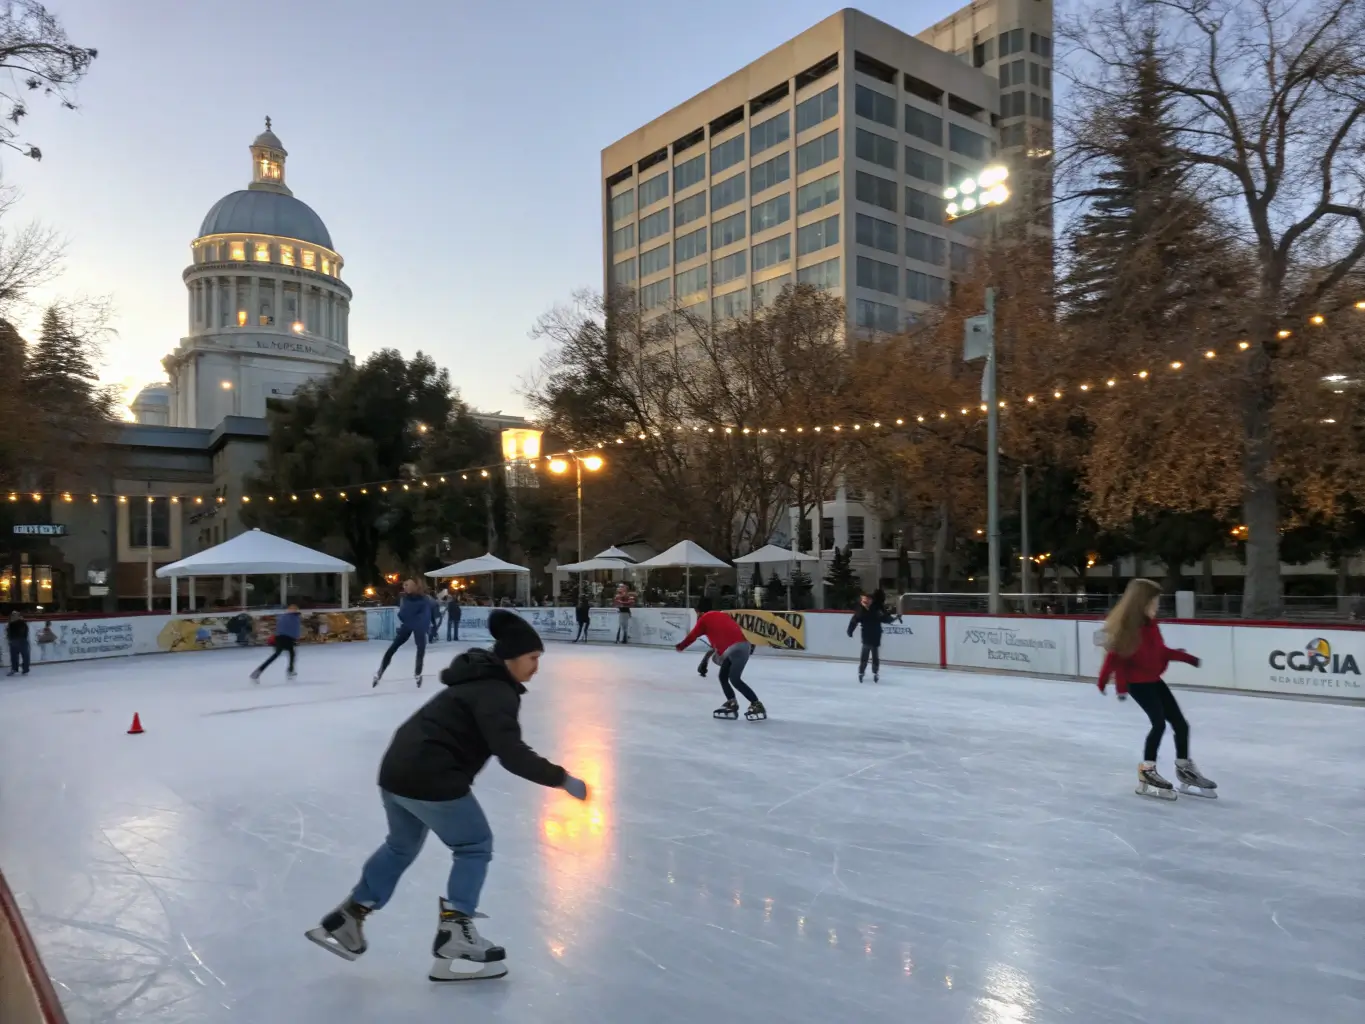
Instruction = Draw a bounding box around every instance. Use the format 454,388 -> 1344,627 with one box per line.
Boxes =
676,192 -> 706,228
215,240 -> 335,274
711,134 -> 745,175
639,208 -> 670,244
675,153 -> 706,192
905,105 -> 943,146
675,226 -> 707,263
751,110 -> 790,156
855,171 -> 897,212
610,189 -> 634,222
712,210 -> 746,249
611,223 -> 635,253
712,173 -> 746,212
796,129 -> 839,174
854,84 -> 896,128
752,233 -> 791,272
1031,63 -> 1052,90
640,243 -> 670,277
857,255 -> 899,295
855,213 -> 897,254
1030,93 -> 1054,120
1001,91 -> 1026,118
905,145 -> 943,185
797,172 -> 839,214
906,228 -> 945,265
949,124 -> 988,160
855,128 -> 896,170
641,278 -> 671,310
752,193 -> 790,233
639,172 -> 669,208
676,264 -> 708,299
713,287 -> 749,321
999,59 -> 1026,88
752,151 -> 790,193
713,249 -> 746,286
612,258 -> 636,286
753,274 -> 790,308
906,186 -> 944,224
798,214 -> 839,256
907,269 -> 947,303
797,256 -> 840,291
856,298 -> 899,333
796,84 -> 838,133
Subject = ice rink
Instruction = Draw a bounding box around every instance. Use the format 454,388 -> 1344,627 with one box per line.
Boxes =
0,639 -> 1361,1024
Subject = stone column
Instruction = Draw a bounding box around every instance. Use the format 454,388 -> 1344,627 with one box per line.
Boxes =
249,276 -> 260,328
210,278 -> 220,328
273,277 -> 282,328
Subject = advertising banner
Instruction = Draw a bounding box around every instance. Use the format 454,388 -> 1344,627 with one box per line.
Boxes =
724,609 -> 806,650
152,611 -> 367,653
1076,620 -> 1236,689
879,614 -> 942,665
1230,626 -> 1365,700
30,617 -> 141,663
946,616 -> 1079,676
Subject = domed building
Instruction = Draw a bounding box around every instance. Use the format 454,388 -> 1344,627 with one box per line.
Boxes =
161,120 -> 351,427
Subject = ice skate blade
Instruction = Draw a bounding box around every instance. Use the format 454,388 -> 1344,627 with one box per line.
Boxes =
429,957 -> 508,982
713,711 -> 738,720
1178,783 -> 1218,799
744,712 -> 767,721
1135,784 -> 1177,801
304,927 -> 362,961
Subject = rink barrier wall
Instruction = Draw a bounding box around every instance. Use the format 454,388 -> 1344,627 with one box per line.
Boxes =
0,869 -> 68,1024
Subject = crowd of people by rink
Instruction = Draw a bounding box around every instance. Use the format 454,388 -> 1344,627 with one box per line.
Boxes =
278,572 -> 1221,983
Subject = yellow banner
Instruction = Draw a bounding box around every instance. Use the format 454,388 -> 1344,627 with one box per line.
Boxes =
726,609 -> 805,651
157,611 -> 368,653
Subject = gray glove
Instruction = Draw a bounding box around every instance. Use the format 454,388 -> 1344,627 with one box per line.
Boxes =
562,774 -> 588,801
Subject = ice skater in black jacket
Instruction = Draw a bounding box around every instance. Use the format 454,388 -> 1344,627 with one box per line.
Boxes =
307,610 -> 590,981
847,591 -> 897,683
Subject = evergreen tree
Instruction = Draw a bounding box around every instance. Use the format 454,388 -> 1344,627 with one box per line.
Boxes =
765,570 -> 787,606
823,546 -> 861,609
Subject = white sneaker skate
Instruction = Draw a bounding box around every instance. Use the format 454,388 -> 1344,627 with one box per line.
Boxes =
1136,762 -> 1176,801
1175,758 -> 1217,798
305,898 -> 372,961
429,899 -> 507,981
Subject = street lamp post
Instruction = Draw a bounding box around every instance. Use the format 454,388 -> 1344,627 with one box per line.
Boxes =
550,455 -> 604,563
946,165 -> 1010,615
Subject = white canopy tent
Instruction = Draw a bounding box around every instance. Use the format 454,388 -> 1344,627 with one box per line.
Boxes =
155,528 -> 356,613
557,556 -> 636,573
733,544 -> 820,611
594,546 -> 636,562
635,540 -> 729,608
426,553 -> 531,605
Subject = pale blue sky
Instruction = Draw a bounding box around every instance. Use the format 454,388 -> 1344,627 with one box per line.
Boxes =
7,0 -> 967,415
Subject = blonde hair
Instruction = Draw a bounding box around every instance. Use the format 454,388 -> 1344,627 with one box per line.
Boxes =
1102,578 -> 1162,657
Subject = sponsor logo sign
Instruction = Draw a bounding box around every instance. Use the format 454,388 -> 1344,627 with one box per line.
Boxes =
1267,636 -> 1361,690
725,609 -> 805,651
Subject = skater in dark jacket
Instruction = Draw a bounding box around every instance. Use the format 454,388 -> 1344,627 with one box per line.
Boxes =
446,594 -> 462,642
847,591 -> 896,683
6,612 -> 29,676
373,579 -> 434,687
251,605 -> 302,681
309,610 -> 588,980
573,593 -> 590,642
1099,578 -> 1216,799
677,611 -> 765,720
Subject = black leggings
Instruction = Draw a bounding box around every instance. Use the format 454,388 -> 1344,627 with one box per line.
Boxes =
1127,680 -> 1189,761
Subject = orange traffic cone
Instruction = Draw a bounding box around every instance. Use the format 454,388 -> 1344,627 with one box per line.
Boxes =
127,713 -> 144,735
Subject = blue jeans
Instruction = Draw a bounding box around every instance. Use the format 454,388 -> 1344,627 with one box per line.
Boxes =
352,789 -> 493,916
380,626 -> 426,675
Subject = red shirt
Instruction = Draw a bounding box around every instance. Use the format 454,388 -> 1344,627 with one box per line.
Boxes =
677,611 -> 746,654
1098,619 -> 1198,695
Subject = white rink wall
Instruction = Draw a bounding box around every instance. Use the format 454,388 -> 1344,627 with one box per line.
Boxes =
8,606 -> 1362,702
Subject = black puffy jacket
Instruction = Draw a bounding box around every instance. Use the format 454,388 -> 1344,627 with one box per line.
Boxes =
847,602 -> 896,646
377,649 -> 566,801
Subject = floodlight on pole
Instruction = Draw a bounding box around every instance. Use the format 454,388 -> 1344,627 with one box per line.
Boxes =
549,453 -> 606,562
944,165 -> 1010,221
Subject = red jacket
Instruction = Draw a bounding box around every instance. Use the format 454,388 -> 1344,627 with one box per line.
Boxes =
677,611 -> 745,654
1098,619 -> 1199,695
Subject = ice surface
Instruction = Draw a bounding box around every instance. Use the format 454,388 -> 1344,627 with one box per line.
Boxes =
0,640 -> 1361,1023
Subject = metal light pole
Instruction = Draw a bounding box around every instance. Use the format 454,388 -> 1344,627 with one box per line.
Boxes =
575,458 -> 583,564
550,454 -> 604,565
1020,465 -> 1030,613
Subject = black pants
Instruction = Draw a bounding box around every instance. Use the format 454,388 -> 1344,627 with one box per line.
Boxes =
447,613 -> 460,641
7,640 -> 29,673
575,620 -> 589,641
1127,680 -> 1189,761
858,642 -> 880,676
717,643 -> 758,703
380,626 -> 426,676
257,635 -> 296,674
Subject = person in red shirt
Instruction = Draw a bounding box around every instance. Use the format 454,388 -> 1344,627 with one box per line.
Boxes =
677,611 -> 766,720
1099,578 -> 1216,799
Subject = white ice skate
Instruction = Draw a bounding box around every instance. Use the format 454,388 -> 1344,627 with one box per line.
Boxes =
305,898 -> 372,961
1175,758 -> 1218,799
429,899 -> 507,982
1135,762 -> 1177,801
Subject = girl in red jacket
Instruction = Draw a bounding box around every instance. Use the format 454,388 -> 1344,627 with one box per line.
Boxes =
1099,578 -> 1217,799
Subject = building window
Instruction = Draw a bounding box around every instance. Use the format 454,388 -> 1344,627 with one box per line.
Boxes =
639,278 -> 671,311
797,256 -> 840,291
713,250 -> 747,286
711,172 -> 746,212
905,105 -> 943,146
752,274 -> 791,308
1029,33 -> 1053,58
1000,123 -> 1027,148
321,258 -> 332,275
675,226 -> 707,264
855,213 -> 897,254
797,214 -> 839,256
998,27 -> 1024,57
796,172 -> 839,214
907,269 -> 947,303
752,193 -> 791,233
906,228 -> 946,265
848,515 -> 865,549
713,287 -> 749,322
796,130 -> 838,174
279,244 -> 295,266
795,84 -> 838,133
229,241 -> 246,261
751,151 -> 790,193
1001,91 -> 1027,118
612,258 -> 637,287
302,250 -> 316,270
855,171 -> 897,212
639,171 -> 669,208
855,128 -> 897,170
949,124 -> 989,160
905,146 -> 944,185
610,189 -> 635,222
854,84 -> 895,128
1001,59 -> 1026,88
711,210 -> 746,250
675,192 -> 706,228
752,234 -> 791,272
751,111 -> 790,156
237,310 -> 248,326
1030,93 -> 1054,121
856,256 -> 899,295
675,264 -> 708,300
129,497 -> 171,549
950,242 -> 973,272
973,38 -> 993,67
612,222 -> 636,253
640,243 -> 670,277
855,298 -> 899,333
675,153 -> 705,193
820,516 -> 835,550
639,208 -> 670,244
711,134 -> 745,175
253,242 -> 270,262
906,186 -> 944,224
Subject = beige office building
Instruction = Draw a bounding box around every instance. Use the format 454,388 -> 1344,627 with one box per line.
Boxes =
600,8 -> 1007,335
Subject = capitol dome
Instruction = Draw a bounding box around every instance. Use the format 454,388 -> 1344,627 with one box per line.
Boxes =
198,191 -> 332,249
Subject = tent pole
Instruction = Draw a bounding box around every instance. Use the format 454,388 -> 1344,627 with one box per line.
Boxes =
341,573 -> 349,610
685,565 -> 691,610
280,573 -> 287,609
171,576 -> 178,615
240,575 -> 246,610
189,576 -> 196,612
787,560 -> 792,612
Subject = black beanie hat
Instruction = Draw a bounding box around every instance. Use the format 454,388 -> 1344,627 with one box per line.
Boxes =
489,609 -> 544,660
